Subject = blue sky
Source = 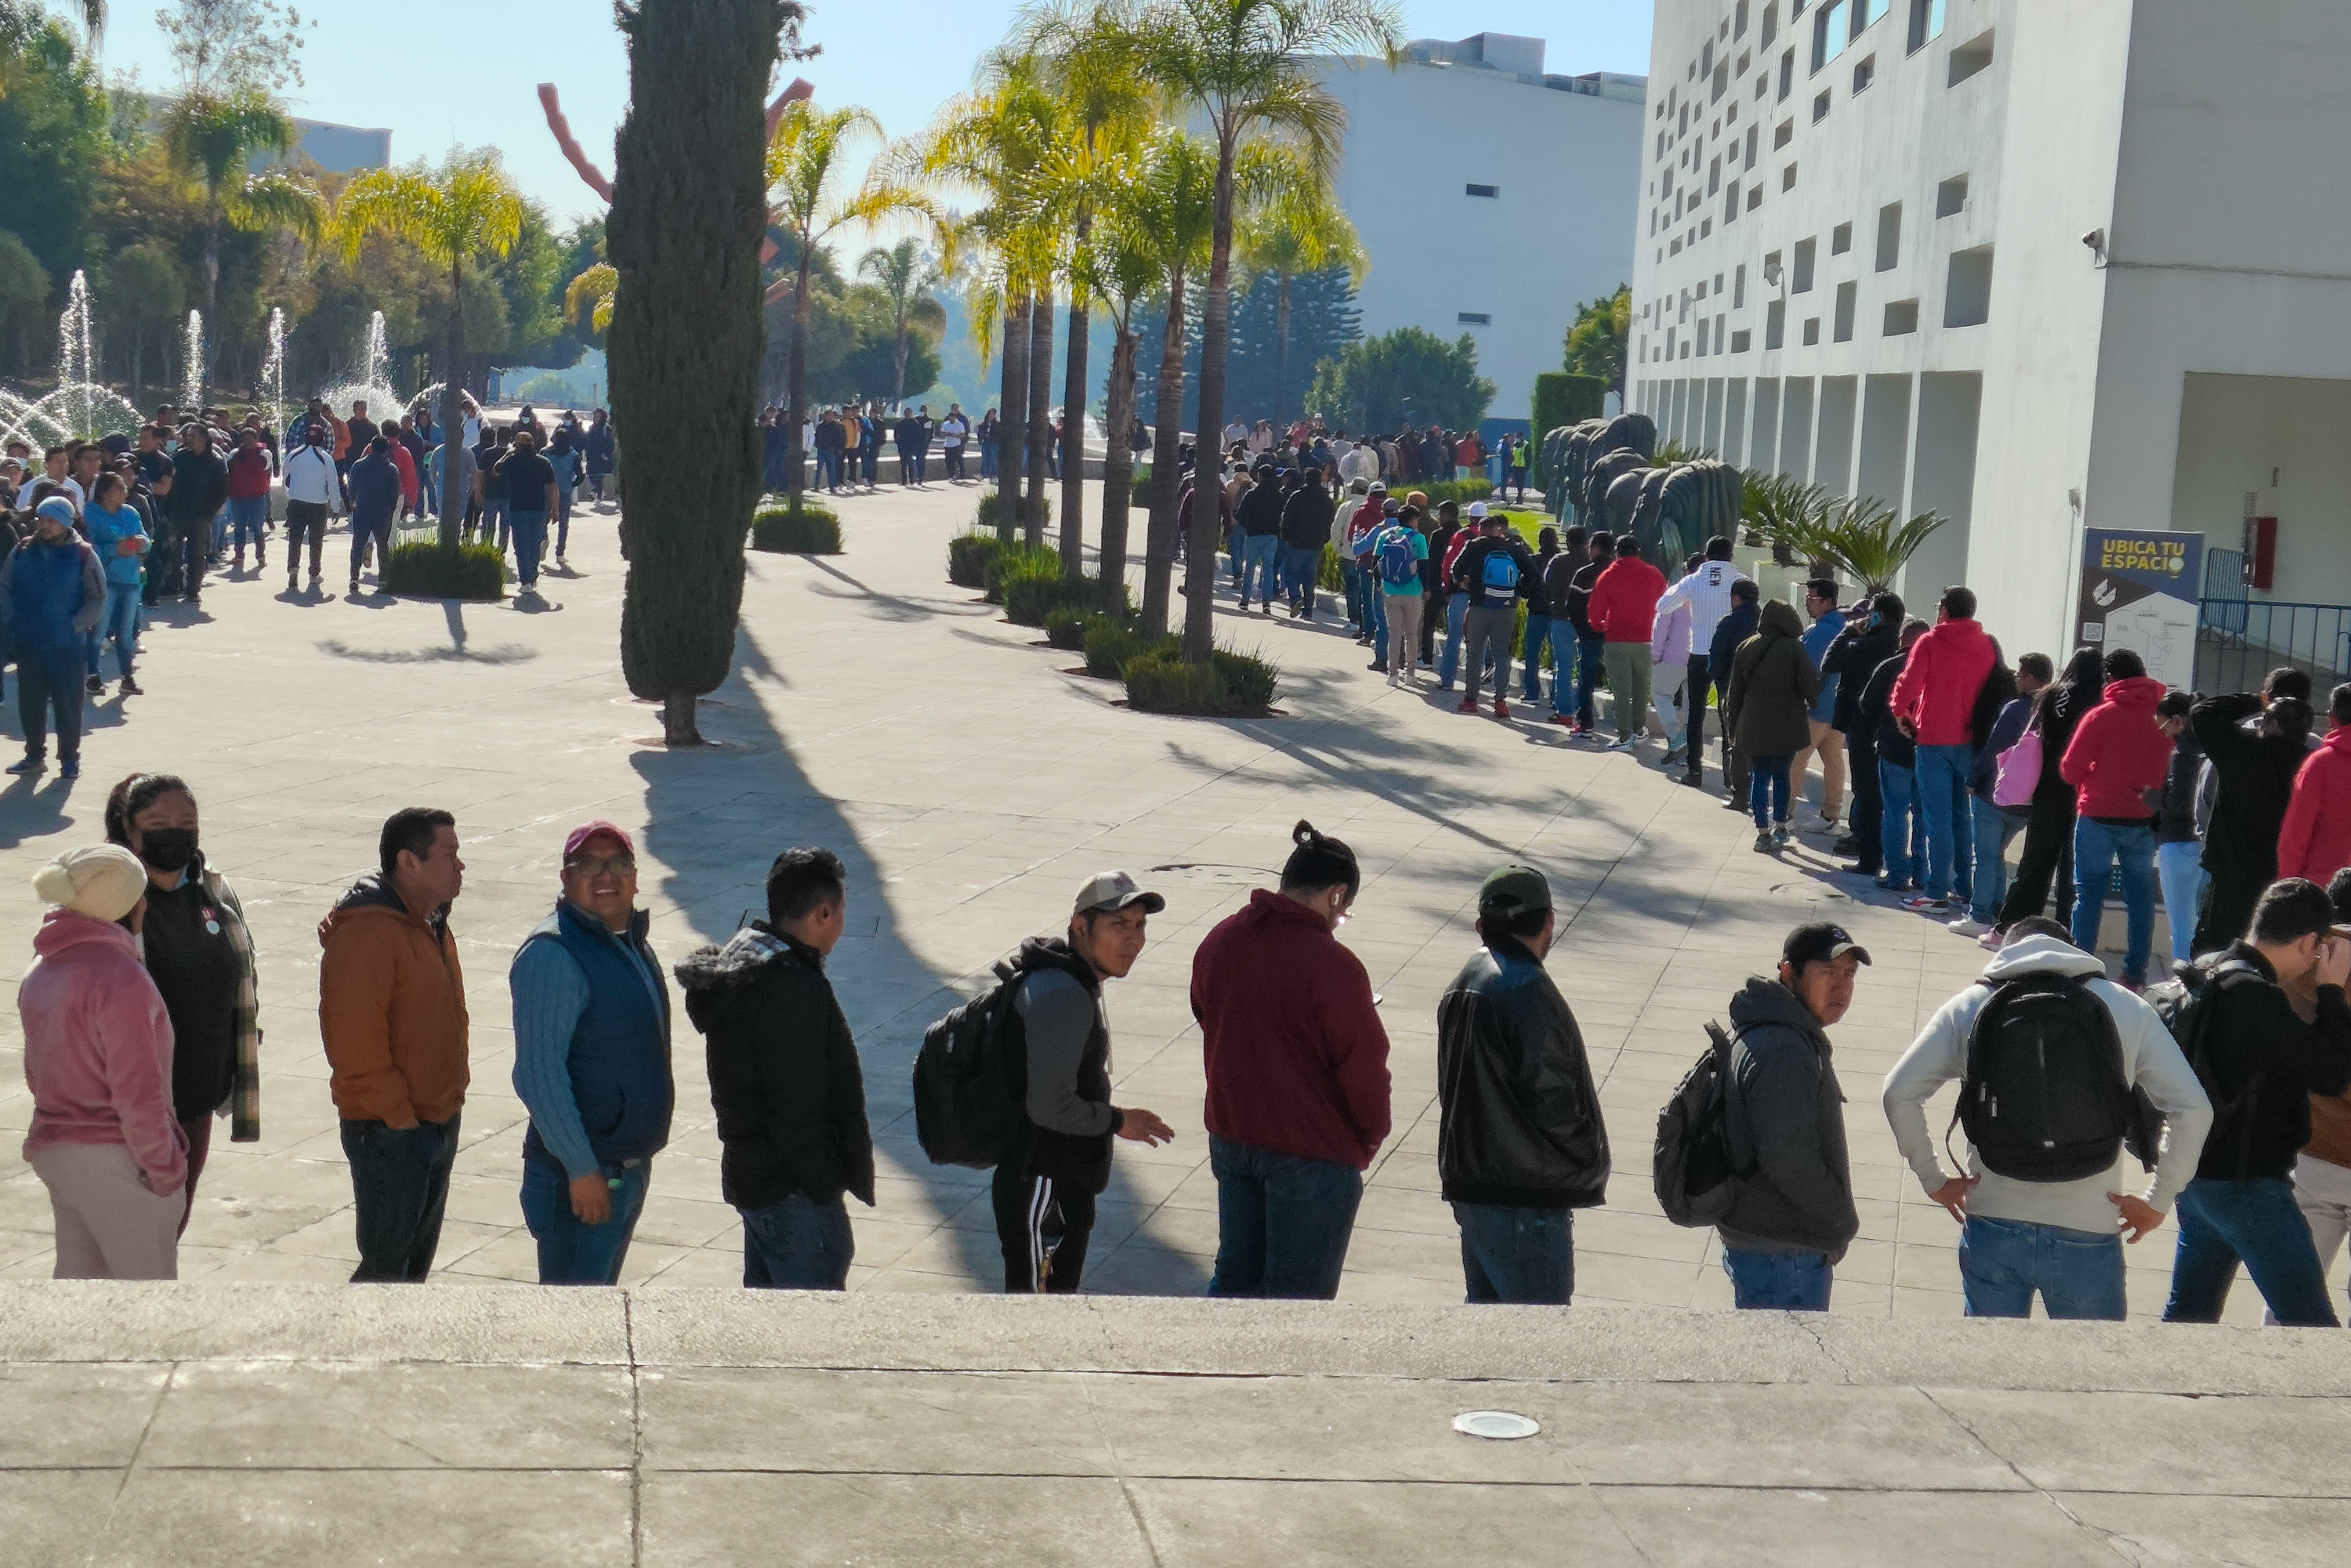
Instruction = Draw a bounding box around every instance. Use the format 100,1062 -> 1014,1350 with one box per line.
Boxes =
88,0 -> 1656,228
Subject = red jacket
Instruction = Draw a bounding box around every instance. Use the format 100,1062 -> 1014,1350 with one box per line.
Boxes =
2279,725 -> 2351,883
225,445 -> 273,501
1888,617 -> 1998,747
1587,557 -> 1667,643
2059,675 -> 2172,819
1192,889 -> 1391,1169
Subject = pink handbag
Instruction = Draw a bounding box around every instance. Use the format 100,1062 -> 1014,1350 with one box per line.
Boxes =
1991,726 -> 2043,809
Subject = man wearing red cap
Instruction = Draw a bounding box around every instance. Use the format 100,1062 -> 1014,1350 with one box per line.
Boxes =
509,820 -> 674,1285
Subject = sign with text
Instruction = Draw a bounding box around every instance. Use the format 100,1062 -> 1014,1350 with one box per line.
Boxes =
2076,528 -> 2203,692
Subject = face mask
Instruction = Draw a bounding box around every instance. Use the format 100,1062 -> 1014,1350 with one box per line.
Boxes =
136,827 -> 197,875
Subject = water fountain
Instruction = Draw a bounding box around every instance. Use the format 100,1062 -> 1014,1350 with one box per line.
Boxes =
0,270 -> 145,448
179,309 -> 206,414
317,310 -> 404,425
259,307 -> 288,437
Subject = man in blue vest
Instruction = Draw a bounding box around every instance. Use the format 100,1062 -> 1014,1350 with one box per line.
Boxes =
0,497 -> 105,780
509,820 -> 674,1285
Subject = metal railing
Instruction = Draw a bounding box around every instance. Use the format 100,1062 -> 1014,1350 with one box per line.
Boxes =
2197,592 -> 2351,697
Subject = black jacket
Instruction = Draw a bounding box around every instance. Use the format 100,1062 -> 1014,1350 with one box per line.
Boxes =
2157,730 -> 2205,846
1002,937 -> 1118,1193
676,924 -> 875,1211
1235,478 -> 1285,537
2192,943 -> 2351,1180
1435,937 -> 1609,1208
1860,647 -> 1916,768
1564,556 -> 1607,636
2193,693 -> 2306,891
1540,550 -> 1580,619
1451,534 -> 1536,608
1726,599 -> 1822,758
1707,599 -> 1759,691
1719,978 -> 1857,1261
1821,612 -> 1896,735
1280,483 -> 1335,550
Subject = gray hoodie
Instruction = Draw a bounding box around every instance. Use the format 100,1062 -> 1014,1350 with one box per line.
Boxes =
1882,934 -> 2212,1235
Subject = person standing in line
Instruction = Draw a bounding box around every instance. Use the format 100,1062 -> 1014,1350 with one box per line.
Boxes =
1715,922 -> 1866,1309
1646,552 -> 1701,766
2059,650 -> 2174,989
1824,592 -> 1903,873
383,418 -> 420,523
21,846 -> 187,1279
346,436 -> 403,598
281,420 -> 341,593
1563,529 -> 1612,734
1194,823 -> 1390,1298
1883,918 -> 2211,1320
1507,433 -> 1531,504
758,408 -> 784,493
1519,527 -> 1561,708
2277,683 -> 2351,886
1888,586 -> 1998,914
223,425 -> 273,574
1992,649 -> 2103,941
1654,538 -> 1746,781
1371,503 -> 1429,688
1449,508 -> 1536,719
510,822 -> 673,1287
2191,679 -> 2316,954
1413,497 -> 1455,668
104,773 -> 262,1237
1860,617 -> 1933,893
344,400 -> 379,473
1950,653 -> 2051,941
1787,580 -> 1849,831
82,475 -> 150,699
1436,867 -> 1609,1304
1537,524 -> 1587,728
1232,461 -> 1285,614
1587,534 -> 1667,750
165,422 -> 227,606
1,498 -> 103,780
2150,690 -> 2208,969
1278,461 -> 1334,620
320,808 -> 470,1284
2163,878 -> 2351,1327
2287,871 -> 2351,1303
496,429 -> 560,596
676,849 -> 875,1290
1705,579 -> 1762,798
940,404 -> 971,481
1432,501 -> 1482,687
545,425 -> 582,566
1725,596 -> 1823,853
585,409 -> 617,506
474,425 -> 513,553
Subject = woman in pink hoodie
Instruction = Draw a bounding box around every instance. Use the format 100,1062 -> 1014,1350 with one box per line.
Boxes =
20,843 -> 185,1279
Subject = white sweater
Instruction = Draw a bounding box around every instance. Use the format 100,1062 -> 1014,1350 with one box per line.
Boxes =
1881,935 -> 2213,1236
1654,560 -> 1748,653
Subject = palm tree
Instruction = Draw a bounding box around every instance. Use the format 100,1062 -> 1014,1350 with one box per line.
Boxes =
1133,0 -> 1400,661
565,261 -> 617,333
1564,285 -> 1630,400
855,237 -> 947,406
766,100 -> 929,505
1234,147 -> 1364,425
162,89 -> 324,316
335,150 -> 525,548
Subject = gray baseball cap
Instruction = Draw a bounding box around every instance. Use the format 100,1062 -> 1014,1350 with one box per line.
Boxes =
1072,871 -> 1165,918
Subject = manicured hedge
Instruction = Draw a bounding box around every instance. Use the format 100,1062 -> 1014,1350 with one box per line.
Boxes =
750,501 -> 842,554
1005,574 -> 1129,628
382,541 -> 507,599
976,488 -> 1051,540
983,543 -> 1063,603
1124,646 -> 1280,717
948,531 -> 1003,588
1083,620 -> 1177,679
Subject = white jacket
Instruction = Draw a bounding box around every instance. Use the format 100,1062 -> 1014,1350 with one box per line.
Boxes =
282,444 -> 342,509
1882,934 -> 2212,1236
1654,560 -> 1748,653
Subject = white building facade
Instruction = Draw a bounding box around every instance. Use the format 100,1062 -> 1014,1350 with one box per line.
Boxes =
1310,36 -> 1644,430
1629,0 -> 2351,680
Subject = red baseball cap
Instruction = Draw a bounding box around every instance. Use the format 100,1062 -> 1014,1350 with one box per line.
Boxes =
563,820 -> 635,863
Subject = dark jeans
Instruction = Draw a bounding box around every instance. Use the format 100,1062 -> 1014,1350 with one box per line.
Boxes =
992,1161 -> 1094,1293
14,644 -> 83,762
2164,1176 -> 2339,1327
176,1112 -> 213,1239
1520,613 -> 1552,701
349,516 -> 391,584
178,515 -> 211,597
1684,657 -> 1716,777
1722,1246 -> 1832,1310
144,516 -> 180,601
1207,1132 -> 1362,1299
1847,734 -> 1883,874
283,501 -> 328,581
1998,788 -> 2077,931
1452,1202 -> 1574,1305
1574,632 -> 1608,726
342,1112 -> 462,1283
1750,754 -> 1792,830
2196,867 -> 2270,958
1879,757 -> 1923,888
520,1153 -> 650,1286
741,1190 -> 856,1290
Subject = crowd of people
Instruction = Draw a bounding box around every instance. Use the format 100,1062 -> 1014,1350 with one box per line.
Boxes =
763,402 -> 994,493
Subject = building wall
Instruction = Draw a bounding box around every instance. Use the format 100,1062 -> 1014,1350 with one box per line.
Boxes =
288,119 -> 392,175
1309,49 -> 1643,434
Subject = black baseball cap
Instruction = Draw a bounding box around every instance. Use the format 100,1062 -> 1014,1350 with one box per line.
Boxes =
1477,865 -> 1552,918
1782,922 -> 1872,970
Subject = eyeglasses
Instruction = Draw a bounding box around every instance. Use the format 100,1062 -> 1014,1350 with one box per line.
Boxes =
565,855 -> 636,878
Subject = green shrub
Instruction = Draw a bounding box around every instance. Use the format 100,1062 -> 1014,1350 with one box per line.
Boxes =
1123,645 -> 1280,718
1082,620 -> 1177,679
1129,466 -> 1154,509
750,502 -> 842,554
1005,574 -> 1127,628
1317,541 -> 1343,592
1043,606 -> 1097,650
976,487 -> 1051,540
948,531 -> 1004,588
382,541 -> 507,599
984,543 -> 1063,603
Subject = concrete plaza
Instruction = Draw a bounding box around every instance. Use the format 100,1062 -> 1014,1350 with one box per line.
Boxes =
0,477 -> 2267,1320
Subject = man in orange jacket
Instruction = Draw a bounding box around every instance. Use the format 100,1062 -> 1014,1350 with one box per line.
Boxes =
1888,586 -> 1998,911
320,807 -> 470,1282
2281,684 -> 2351,885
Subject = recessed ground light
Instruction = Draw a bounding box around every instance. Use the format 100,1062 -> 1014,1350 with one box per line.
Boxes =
1453,1410 -> 1541,1440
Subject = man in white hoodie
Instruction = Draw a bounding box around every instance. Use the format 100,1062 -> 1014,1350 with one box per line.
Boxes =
1882,917 -> 2212,1320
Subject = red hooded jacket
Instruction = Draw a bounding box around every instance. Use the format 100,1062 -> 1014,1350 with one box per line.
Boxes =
2059,675 -> 2173,820
2279,725 -> 2351,883
1192,889 -> 1392,1169
1889,616 -> 1998,747
1587,557 -> 1668,644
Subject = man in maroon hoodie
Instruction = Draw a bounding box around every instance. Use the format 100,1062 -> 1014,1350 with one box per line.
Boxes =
1889,587 -> 1998,911
1192,820 -> 1390,1298
2059,649 -> 2174,987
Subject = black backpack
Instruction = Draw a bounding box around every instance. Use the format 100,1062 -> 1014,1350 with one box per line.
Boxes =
2145,954 -> 2267,1169
1951,972 -> 2135,1182
911,972 -> 1030,1168
1654,1022 -> 1749,1226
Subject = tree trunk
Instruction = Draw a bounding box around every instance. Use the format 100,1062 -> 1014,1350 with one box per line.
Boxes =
1274,273 -> 1291,426
1183,143 -> 1237,664
785,259 -> 811,505
1023,287 -> 1052,545
996,295 -> 1030,541
1097,325 -> 1139,617
202,211 -> 221,315
1138,266 -> 1188,638
1058,291 -> 1089,582
439,257 -> 465,549
892,320 -> 908,405
662,690 -> 701,746
129,331 -> 143,411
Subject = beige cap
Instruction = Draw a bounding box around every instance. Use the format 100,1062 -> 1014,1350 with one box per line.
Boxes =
33,845 -> 149,923
1071,870 -> 1165,918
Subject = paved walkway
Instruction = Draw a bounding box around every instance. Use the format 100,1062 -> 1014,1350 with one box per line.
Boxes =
0,480 -> 2257,1321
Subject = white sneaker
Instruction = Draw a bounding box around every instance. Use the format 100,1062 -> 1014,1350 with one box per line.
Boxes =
1387,672 -> 1400,687
1947,915 -> 1990,938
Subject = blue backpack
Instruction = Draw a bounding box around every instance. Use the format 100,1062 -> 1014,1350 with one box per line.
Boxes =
1376,527 -> 1419,587
1482,545 -> 1521,595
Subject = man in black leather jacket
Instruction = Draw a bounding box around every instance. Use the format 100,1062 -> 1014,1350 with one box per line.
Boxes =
1435,866 -> 1610,1303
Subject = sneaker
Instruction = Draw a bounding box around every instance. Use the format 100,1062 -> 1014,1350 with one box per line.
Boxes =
1875,876 -> 1914,893
1831,835 -> 1860,857
288,575 -> 299,592
1772,825 -> 1791,848
308,574 -> 322,588
1976,927 -> 2005,951
118,677 -> 143,696
1753,831 -> 1774,853
1903,893 -> 1951,912
2121,971 -> 2148,994
84,674 -> 103,697
350,580 -> 361,597
1493,699 -> 1511,719
1436,683 -> 1455,693
1387,672 -> 1400,687
1679,773 -> 1703,788
1661,741 -> 1686,766
1807,816 -> 1842,835
5,756 -> 42,775
1367,661 -> 1389,673
1607,735 -> 1636,751
1551,714 -> 1575,728
1722,797 -> 1748,811
58,758 -> 78,780
1947,915 -> 1990,938
1454,698 -> 1479,714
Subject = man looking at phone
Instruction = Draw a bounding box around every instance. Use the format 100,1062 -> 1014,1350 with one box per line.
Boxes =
2163,878 -> 2351,1326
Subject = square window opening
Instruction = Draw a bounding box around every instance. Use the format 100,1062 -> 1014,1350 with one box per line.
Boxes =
1783,161 -> 1799,190
1833,279 -> 1857,341
1852,53 -> 1875,92
1945,243 -> 1994,326
1831,221 -> 1853,255
1949,27 -> 1994,85
1732,328 -> 1753,353
1813,89 -> 1832,122
1774,118 -> 1794,148
1793,237 -> 1817,292
1802,316 -> 1821,346
1882,299 -> 1919,335
1875,201 -> 1902,270
1766,299 -> 1787,349
1936,174 -> 1969,217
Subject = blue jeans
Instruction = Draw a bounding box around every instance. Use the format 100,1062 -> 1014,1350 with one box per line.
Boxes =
349,516 -> 391,583
341,1112 -> 461,1283
2164,1176 -> 2339,1327
227,494 -> 268,552
1574,632 -> 1607,723
1208,1133 -> 1362,1299
1722,1247 -> 1833,1310
484,496 -> 509,549
1340,559 -> 1364,625
1969,798 -> 2027,924
1237,534 -> 1281,606
520,1154 -> 651,1286
2071,817 -> 2157,983
1283,543 -> 1322,614
1878,758 -> 1923,888
1547,620 -> 1580,715
979,442 -> 998,479
741,1191 -> 855,1290
1749,754 -> 1791,830
1958,1215 -> 2125,1320
1914,743 -> 1975,900
1360,574 -> 1386,654
1520,613 -> 1552,700
1437,592 -> 1470,686
510,510 -> 549,587
2157,839 -> 2206,967
13,643 -> 84,763
1453,1203 -> 1574,1304
100,583 -> 140,683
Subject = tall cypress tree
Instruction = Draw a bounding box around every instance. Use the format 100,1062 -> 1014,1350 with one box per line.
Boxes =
610,0 -> 784,746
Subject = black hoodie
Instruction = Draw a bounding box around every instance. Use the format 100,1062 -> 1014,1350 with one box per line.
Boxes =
1821,610 -> 1897,736
1719,977 -> 1857,1262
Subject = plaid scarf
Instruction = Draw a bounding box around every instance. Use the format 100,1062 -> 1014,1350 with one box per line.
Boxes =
202,866 -> 263,1142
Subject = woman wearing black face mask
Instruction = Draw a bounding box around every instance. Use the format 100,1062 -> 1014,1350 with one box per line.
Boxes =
104,773 -> 262,1233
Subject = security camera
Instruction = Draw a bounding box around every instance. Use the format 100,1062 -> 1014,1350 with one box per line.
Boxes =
2081,228 -> 2106,255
